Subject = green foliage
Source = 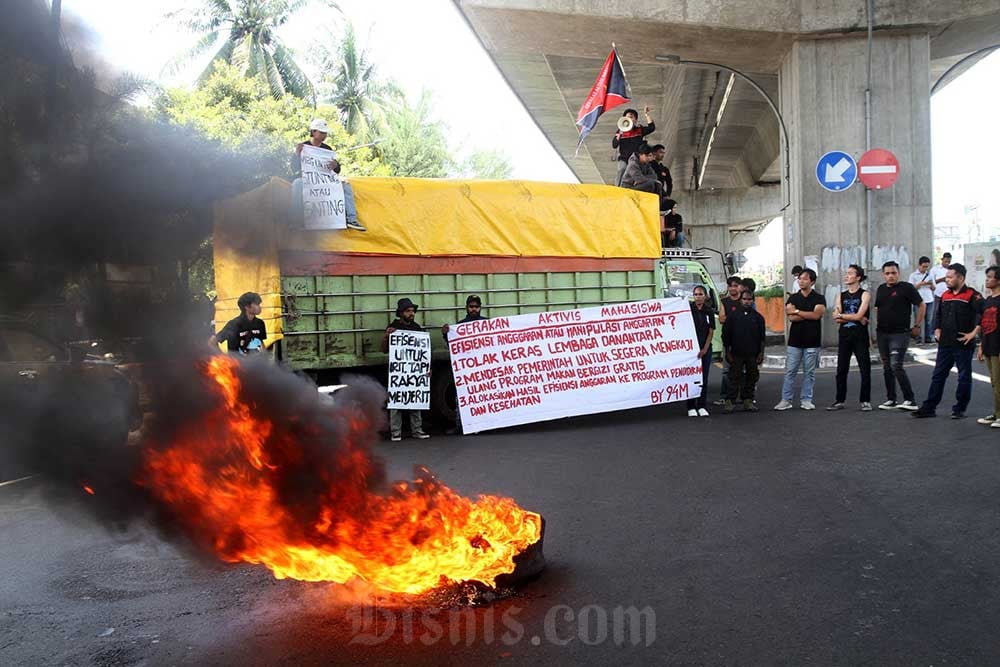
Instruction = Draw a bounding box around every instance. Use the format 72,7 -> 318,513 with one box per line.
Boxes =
756,284 -> 786,298
374,90 -> 450,179
155,62 -> 388,180
456,148 -> 513,180
314,24 -> 401,137
164,0 -> 342,102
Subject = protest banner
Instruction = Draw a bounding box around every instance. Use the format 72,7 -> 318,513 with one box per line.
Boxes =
387,330 -> 432,410
447,298 -> 700,433
299,144 -> 346,230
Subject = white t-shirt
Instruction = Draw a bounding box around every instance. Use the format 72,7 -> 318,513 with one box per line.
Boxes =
929,264 -> 950,298
908,269 -> 935,303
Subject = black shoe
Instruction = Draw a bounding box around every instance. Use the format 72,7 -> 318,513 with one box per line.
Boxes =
950,412 -> 966,420
911,408 -> 935,418
445,427 -> 461,435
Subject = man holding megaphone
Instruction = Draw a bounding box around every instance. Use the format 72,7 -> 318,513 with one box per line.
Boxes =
612,105 -> 655,187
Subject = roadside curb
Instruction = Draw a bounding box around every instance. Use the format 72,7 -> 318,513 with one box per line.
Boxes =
761,346 -> 927,370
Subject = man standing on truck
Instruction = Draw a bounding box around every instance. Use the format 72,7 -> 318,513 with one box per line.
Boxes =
211,291 -> 268,354
442,295 -> 486,435
775,268 -> 826,411
292,118 -> 367,232
612,106 -> 655,187
382,297 -> 430,441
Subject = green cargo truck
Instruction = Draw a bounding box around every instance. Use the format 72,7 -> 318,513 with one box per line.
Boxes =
213,178 -> 722,422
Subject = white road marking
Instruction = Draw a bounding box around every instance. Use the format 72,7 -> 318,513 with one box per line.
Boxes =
0,475 -> 36,488
914,356 -> 992,383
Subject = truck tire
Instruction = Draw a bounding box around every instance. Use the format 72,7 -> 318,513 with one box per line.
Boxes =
430,364 -> 457,425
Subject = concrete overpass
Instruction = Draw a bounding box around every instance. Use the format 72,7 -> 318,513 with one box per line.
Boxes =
455,0 -> 1000,330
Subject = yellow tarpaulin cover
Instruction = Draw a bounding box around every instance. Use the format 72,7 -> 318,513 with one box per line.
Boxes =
213,177 -> 662,344
212,181 -> 284,346
281,176 -> 661,258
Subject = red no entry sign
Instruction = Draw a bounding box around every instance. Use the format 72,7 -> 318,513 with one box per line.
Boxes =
858,148 -> 899,190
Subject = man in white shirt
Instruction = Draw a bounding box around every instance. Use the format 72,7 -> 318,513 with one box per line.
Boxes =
909,255 -> 936,344
930,252 -> 952,304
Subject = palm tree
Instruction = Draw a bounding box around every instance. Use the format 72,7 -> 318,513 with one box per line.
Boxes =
165,0 -> 340,102
318,23 -> 400,137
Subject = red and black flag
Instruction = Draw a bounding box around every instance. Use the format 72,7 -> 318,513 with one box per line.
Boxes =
575,46 -> 631,155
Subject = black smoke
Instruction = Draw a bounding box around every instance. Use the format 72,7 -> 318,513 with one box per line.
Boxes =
0,1 -> 389,541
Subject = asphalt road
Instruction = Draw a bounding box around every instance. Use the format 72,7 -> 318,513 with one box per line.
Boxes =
3,361 -> 1000,665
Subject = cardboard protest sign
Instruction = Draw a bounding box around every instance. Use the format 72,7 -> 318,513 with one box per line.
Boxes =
447,298 -> 700,432
387,331 -> 431,410
299,144 -> 346,230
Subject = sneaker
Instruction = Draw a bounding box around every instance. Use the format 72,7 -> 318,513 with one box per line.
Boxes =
697,408 -> 710,417
860,402 -> 873,411
950,412 -> 966,420
445,427 -> 461,435
713,398 -> 727,406
977,414 -> 997,425
742,399 -> 759,412
722,400 -> 736,414
878,400 -> 898,410
826,402 -> 845,411
897,400 -> 919,411
346,219 -> 368,232
991,421 -> 1000,429
390,434 -> 402,442
800,400 -> 816,410
911,408 -> 935,418
773,400 -> 793,411
413,432 -> 431,439
687,408 -> 698,417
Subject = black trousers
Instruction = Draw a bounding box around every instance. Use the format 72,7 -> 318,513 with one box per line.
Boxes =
727,356 -> 760,401
687,353 -> 712,409
835,326 -> 871,403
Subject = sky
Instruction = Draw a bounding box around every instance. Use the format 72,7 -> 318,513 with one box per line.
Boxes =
61,0 -> 578,183
63,0 -> 1000,243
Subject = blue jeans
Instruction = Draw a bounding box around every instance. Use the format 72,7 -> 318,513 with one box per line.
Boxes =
914,302 -> 934,343
921,345 -> 975,415
291,178 -> 360,225
782,346 -> 819,402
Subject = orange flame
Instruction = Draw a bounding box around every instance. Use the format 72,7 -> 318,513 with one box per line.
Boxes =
140,356 -> 541,595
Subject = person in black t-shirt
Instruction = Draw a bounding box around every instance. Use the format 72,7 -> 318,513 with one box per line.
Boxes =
722,289 -> 766,413
715,276 -> 745,404
873,261 -> 924,410
612,106 -> 655,186
650,144 -> 673,197
442,295 -> 486,435
382,297 -> 429,441
975,267 -> 1000,425
776,268 -> 826,411
976,266 -> 1000,426
686,286 -> 716,417
212,291 -> 268,355
829,264 -> 872,411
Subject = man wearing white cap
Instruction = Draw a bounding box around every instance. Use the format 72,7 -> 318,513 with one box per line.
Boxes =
293,118 -> 367,231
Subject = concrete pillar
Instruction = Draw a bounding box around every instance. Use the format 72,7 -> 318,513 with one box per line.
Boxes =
780,34 -> 934,345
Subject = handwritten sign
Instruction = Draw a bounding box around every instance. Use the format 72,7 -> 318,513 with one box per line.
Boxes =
447,299 -> 699,433
387,331 -> 431,410
300,144 -> 346,230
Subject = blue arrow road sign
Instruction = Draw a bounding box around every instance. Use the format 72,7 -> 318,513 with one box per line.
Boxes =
816,151 -> 857,192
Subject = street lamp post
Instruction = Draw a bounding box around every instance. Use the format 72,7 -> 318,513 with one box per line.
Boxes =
655,54 -> 791,211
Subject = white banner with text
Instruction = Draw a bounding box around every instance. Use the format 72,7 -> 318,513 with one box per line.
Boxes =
387,331 -> 431,410
447,299 -> 700,433
300,144 -> 346,230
